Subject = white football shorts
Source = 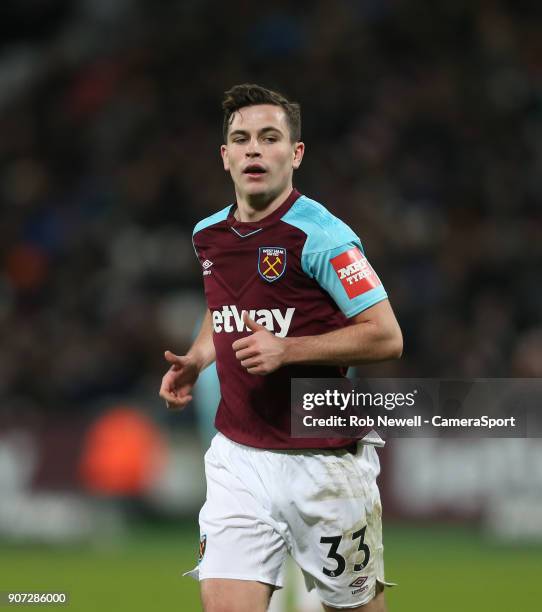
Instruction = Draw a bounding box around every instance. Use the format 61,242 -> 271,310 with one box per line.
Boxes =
184,432 -> 395,608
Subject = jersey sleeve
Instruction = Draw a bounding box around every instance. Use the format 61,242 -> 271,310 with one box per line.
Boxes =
302,237 -> 388,319
280,195 -> 388,318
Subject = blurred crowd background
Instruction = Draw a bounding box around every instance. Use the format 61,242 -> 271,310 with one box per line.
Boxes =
1,1 -> 541,610
2,0 -> 541,424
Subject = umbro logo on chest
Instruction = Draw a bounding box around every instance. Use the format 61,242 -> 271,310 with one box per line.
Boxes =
201,259 -> 213,276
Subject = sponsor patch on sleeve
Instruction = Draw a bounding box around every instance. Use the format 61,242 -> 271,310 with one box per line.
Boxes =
330,248 -> 381,299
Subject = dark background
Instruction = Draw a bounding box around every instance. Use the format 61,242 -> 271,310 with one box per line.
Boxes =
2,0 -> 541,422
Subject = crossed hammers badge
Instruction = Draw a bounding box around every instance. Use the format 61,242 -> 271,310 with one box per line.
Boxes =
258,247 -> 287,282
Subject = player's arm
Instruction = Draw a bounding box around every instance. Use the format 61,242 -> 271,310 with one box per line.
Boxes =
233,301 -> 401,375
282,299 -> 402,366
159,310 -> 216,408
233,230 -> 402,374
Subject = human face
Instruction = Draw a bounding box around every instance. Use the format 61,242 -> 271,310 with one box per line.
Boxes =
220,104 -> 304,206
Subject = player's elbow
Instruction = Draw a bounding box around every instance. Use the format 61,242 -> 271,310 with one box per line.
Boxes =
390,331 -> 403,359
384,325 -> 403,360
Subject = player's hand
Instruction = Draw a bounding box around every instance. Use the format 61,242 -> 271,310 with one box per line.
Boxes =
159,351 -> 200,410
232,313 -> 287,375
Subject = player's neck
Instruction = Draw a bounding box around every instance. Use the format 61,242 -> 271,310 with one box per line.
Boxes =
234,184 -> 293,223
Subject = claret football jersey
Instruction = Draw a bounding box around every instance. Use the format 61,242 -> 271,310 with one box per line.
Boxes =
192,189 -> 388,449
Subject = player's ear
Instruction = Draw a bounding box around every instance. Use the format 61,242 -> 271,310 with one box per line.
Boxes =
220,144 -> 230,171
292,141 -> 304,170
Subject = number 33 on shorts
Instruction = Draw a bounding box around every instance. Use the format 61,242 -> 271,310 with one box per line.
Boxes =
320,525 -> 370,578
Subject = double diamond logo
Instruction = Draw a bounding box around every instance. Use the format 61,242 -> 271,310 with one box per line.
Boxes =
349,576 -> 369,595
349,577 -> 368,588
201,259 -> 213,276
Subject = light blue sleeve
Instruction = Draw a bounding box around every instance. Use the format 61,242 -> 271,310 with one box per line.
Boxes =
303,241 -> 388,318
282,196 -> 388,318
192,205 -> 232,237
192,204 -> 232,257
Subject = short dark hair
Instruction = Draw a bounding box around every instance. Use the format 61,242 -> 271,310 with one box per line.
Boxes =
222,84 -> 301,143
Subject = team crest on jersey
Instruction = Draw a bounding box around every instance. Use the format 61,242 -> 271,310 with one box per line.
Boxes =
198,534 -> 207,563
258,247 -> 287,282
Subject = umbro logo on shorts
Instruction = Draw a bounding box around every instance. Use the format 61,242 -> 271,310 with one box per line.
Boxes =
349,576 -> 369,595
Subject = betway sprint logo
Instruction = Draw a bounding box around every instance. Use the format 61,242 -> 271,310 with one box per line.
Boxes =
212,305 -> 295,338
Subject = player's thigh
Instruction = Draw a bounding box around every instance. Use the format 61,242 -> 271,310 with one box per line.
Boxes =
188,435 -> 287,587
285,446 -> 392,608
201,578 -> 274,612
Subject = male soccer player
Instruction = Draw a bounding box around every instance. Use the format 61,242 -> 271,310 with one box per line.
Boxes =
159,84 -> 402,612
